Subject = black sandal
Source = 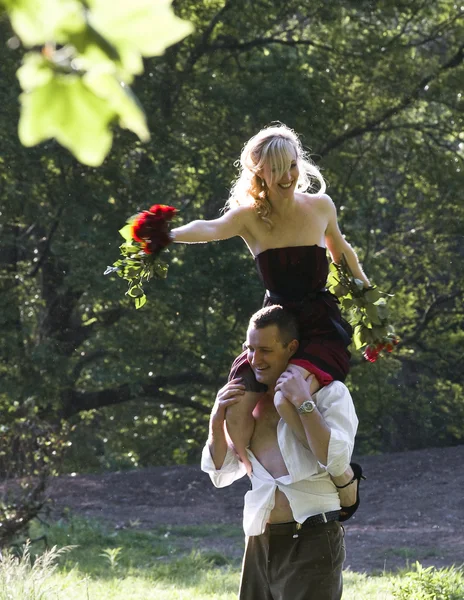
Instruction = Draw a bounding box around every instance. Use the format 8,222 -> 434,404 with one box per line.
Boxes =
336,462 -> 366,522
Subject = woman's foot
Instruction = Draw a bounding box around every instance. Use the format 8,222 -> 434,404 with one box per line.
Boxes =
335,463 -> 366,522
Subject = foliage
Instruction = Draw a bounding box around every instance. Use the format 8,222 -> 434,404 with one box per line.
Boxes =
104,204 -> 178,308
327,255 -> 399,359
0,412 -> 69,546
0,0 -> 192,164
8,516 -> 462,599
0,541 -> 74,600
393,562 -> 464,600
0,1 -> 462,470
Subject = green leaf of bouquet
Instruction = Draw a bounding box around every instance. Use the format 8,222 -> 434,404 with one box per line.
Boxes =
135,294 -> 147,310
4,0 -> 85,47
334,283 -> 349,297
342,297 -> 354,309
364,288 -> 381,303
86,0 -> 193,77
18,68 -> 114,166
125,267 -> 142,278
366,303 -> 381,325
359,326 -> 374,345
377,302 -> 389,321
127,285 -> 144,298
123,245 -> 140,254
119,225 -> 133,242
353,327 -> 363,350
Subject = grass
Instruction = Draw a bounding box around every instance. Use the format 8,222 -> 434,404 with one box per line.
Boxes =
0,516 -> 460,600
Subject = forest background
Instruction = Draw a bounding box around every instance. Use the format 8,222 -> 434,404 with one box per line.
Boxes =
0,0 -> 463,489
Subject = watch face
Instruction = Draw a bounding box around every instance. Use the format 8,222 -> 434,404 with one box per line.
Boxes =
299,400 -> 315,414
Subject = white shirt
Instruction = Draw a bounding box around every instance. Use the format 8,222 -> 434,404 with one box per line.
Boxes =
201,381 -> 358,536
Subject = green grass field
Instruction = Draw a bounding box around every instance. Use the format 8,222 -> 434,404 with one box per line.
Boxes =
0,517 -> 462,600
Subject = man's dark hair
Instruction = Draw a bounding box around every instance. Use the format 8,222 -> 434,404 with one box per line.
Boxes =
248,305 -> 299,345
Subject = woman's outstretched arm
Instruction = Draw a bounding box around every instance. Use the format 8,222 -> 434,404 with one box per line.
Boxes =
323,195 -> 371,287
171,206 -> 251,244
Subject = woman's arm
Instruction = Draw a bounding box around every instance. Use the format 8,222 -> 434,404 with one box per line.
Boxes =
171,206 -> 249,244
323,196 -> 371,287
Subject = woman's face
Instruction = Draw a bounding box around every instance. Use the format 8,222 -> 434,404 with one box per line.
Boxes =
260,153 -> 299,201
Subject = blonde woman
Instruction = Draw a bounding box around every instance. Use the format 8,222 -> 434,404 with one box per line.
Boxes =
171,124 -> 368,519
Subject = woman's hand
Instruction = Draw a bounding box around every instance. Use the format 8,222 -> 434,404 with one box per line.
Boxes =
275,366 -> 314,409
210,378 -> 245,426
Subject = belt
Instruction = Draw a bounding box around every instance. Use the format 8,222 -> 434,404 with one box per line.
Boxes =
268,510 -> 340,537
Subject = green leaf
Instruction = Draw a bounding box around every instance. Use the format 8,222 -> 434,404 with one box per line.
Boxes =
135,295 -> 147,310
342,297 -> 354,309
364,287 -> 381,303
333,283 -> 349,297
366,303 -> 382,325
18,65 -> 114,166
84,71 -> 149,141
4,0 -> 85,47
86,0 -> 194,76
353,326 -> 363,350
127,285 -> 144,298
119,225 -> 134,242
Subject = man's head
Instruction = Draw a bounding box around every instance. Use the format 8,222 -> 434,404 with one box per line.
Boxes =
244,305 -> 299,387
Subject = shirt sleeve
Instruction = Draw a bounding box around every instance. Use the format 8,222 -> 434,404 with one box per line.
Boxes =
200,442 -> 248,487
315,381 -> 359,477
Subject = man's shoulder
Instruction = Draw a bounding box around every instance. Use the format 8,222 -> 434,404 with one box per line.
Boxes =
315,381 -> 352,402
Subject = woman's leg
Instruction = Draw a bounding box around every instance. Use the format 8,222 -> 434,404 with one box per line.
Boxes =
226,392 -> 261,474
274,370 -> 359,513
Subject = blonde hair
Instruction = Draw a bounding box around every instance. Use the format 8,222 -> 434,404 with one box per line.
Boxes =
225,124 -> 326,226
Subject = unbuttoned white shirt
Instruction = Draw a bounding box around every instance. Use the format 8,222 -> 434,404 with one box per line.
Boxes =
201,381 -> 358,536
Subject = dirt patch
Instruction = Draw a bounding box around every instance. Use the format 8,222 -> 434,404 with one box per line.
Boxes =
48,445 -> 464,573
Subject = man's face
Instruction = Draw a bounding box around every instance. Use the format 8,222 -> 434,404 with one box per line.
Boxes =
245,324 -> 297,387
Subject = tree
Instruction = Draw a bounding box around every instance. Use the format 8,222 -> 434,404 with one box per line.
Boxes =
1,0 -> 462,471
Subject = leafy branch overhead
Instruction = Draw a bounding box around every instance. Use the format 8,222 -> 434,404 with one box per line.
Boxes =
1,0 -> 193,165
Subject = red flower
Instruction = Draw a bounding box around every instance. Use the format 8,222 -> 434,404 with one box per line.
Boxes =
148,204 -> 177,219
130,204 -> 178,255
363,345 -> 379,363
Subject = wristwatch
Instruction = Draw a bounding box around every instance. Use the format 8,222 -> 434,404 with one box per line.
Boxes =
297,399 -> 316,415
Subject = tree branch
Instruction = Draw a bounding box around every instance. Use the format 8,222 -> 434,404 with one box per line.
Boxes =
317,42 -> 464,156
63,372 -> 215,417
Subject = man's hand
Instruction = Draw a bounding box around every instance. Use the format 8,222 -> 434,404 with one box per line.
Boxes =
275,366 -> 314,409
211,378 -> 245,426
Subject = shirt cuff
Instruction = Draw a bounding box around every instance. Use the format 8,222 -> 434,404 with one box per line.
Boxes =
200,443 -> 246,487
324,429 -> 353,477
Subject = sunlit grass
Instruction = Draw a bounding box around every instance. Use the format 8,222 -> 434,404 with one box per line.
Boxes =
0,516 -> 457,600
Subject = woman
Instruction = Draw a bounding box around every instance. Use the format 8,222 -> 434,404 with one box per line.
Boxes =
171,124 -> 368,516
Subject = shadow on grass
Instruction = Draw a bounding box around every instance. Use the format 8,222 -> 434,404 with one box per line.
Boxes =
29,515 -> 243,585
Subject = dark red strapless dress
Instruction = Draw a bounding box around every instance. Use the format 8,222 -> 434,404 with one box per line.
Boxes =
229,245 -> 352,391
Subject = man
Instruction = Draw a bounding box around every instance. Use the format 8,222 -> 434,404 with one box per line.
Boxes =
201,305 -> 359,600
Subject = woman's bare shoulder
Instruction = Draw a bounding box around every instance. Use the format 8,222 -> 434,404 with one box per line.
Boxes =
298,192 -> 334,211
224,203 -> 258,224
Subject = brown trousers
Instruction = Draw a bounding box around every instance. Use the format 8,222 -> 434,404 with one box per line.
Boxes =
239,520 -> 345,600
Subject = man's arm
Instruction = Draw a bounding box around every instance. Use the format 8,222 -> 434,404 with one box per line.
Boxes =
200,378 -> 248,487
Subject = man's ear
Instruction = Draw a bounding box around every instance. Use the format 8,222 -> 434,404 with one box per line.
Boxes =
288,339 -> 299,356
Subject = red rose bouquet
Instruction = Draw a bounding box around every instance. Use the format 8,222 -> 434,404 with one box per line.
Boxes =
327,255 -> 399,362
104,204 -> 178,309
